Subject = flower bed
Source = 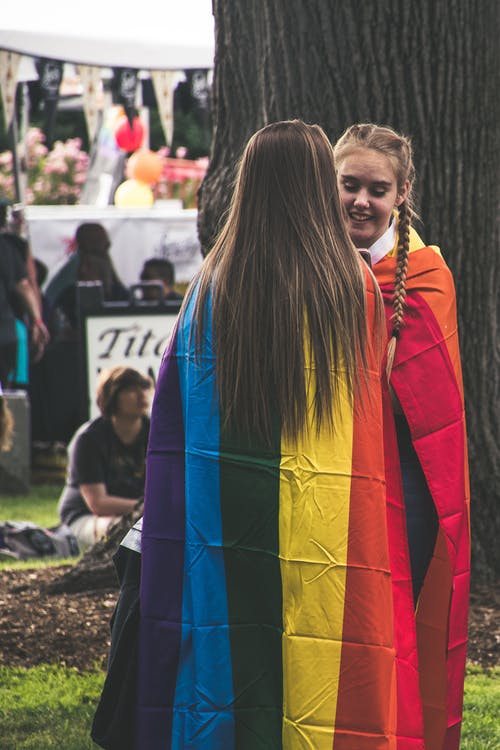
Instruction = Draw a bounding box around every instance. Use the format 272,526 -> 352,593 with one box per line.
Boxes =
0,128 -> 89,205
0,129 -> 209,209
153,148 -> 209,208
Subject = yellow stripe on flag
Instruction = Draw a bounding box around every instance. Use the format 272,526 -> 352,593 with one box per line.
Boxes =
280,366 -> 354,749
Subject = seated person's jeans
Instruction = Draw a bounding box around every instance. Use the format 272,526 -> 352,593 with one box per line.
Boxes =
69,514 -> 118,553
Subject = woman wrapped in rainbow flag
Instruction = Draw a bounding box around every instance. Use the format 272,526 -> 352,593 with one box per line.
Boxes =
334,123 -> 470,750
135,120 -> 398,749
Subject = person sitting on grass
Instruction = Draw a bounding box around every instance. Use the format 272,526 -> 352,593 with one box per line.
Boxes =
58,366 -> 152,553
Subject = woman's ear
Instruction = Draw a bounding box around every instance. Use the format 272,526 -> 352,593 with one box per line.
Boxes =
395,180 -> 410,207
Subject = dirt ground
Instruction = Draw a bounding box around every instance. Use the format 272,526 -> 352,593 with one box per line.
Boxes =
0,565 -> 116,671
0,565 -> 498,672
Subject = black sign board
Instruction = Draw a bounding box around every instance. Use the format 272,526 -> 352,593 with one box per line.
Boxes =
77,283 -> 182,422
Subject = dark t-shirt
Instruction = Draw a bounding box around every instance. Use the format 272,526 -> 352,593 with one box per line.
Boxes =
58,416 -> 150,525
1,232 -> 29,263
0,235 -> 26,345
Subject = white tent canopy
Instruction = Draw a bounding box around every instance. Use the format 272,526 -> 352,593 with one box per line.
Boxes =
0,0 -> 214,70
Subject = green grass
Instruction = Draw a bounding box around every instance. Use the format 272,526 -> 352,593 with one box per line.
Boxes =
0,664 -> 496,749
0,484 -> 62,527
461,665 -> 500,748
0,664 -> 104,750
0,555 -> 78,572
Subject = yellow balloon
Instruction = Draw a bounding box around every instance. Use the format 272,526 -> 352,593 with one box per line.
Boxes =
114,179 -> 154,207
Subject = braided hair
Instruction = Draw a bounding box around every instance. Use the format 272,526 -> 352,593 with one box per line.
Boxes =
333,124 -> 416,377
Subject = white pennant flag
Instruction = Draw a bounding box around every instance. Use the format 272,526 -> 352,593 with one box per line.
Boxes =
77,65 -> 103,144
0,51 -> 21,129
151,70 -> 177,148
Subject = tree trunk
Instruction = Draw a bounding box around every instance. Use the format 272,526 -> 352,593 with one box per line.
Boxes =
199,0 -> 500,580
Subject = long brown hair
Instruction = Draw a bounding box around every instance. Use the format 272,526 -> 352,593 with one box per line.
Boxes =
75,222 -> 124,291
190,119 -> 383,444
333,123 -> 416,376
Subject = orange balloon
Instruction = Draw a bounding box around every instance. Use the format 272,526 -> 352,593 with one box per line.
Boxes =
128,150 -> 163,185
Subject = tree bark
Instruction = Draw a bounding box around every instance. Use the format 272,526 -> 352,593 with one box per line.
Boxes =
199,0 -> 500,580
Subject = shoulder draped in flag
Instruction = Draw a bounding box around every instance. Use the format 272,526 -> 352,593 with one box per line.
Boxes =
374,239 -> 470,750
136,269 -> 399,749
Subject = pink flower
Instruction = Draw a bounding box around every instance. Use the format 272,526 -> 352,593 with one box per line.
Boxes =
26,128 -> 45,147
195,157 -> 209,171
175,146 -> 188,158
0,152 -> 13,167
44,160 -> 68,175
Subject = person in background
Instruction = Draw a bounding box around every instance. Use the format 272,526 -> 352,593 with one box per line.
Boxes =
1,197 -> 49,377
1,199 -> 43,311
132,120 -> 395,750
60,251 -> 129,331
0,223 -> 49,387
44,222 -> 128,331
333,122 -> 470,750
139,258 -> 183,301
4,201 -> 41,308
58,366 -> 152,553
33,258 -> 52,328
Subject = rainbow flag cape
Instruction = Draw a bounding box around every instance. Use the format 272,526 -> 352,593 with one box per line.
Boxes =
374,241 -> 470,750
136,272 -> 398,749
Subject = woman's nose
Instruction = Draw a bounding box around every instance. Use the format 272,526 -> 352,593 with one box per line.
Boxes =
353,190 -> 369,207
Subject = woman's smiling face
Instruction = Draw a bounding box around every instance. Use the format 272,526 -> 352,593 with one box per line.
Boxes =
337,147 -> 408,248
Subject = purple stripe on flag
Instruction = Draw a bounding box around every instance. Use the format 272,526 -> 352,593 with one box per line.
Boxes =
136,330 -> 185,749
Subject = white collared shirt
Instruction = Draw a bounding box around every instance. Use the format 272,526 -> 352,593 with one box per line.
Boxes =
368,219 -> 397,266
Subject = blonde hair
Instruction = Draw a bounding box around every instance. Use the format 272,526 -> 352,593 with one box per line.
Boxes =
188,119 -> 384,444
333,123 -> 416,376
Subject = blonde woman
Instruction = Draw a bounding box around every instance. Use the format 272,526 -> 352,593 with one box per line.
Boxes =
334,123 -> 470,750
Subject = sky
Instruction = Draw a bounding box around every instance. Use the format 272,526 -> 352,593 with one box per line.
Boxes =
3,0 -> 214,45
1,0 -> 214,69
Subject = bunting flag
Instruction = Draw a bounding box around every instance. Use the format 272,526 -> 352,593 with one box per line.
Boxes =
35,58 -> 64,148
374,232 -> 470,750
112,67 -> 138,127
136,269 -> 399,749
0,50 -> 21,129
76,65 -> 103,144
151,70 -> 176,147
